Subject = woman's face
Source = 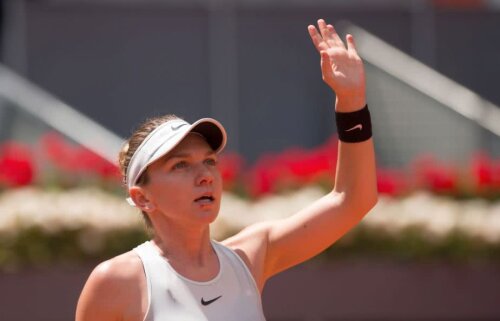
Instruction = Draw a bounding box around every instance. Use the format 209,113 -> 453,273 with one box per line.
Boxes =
139,133 -> 223,227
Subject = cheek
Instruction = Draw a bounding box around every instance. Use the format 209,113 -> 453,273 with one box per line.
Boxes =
148,176 -> 190,201
213,168 -> 223,189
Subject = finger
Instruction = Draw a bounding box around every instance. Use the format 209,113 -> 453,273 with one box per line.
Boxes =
318,19 -> 343,47
317,19 -> 329,41
320,51 -> 334,81
327,24 -> 345,47
346,34 -> 358,54
308,25 -> 329,52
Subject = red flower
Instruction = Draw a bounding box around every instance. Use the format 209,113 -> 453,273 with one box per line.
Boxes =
412,155 -> 458,193
247,155 -> 281,197
282,147 -> 333,184
75,147 -> 121,179
471,153 -> 492,189
218,152 -> 244,189
377,169 -> 407,196
246,135 -> 338,197
40,132 -> 78,172
0,142 -> 35,187
471,153 -> 500,194
40,132 -> 120,181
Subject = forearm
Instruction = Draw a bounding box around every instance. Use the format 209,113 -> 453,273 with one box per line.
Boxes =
333,95 -> 378,211
307,19 -> 377,211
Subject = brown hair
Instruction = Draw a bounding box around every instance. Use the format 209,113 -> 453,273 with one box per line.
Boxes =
118,114 -> 182,229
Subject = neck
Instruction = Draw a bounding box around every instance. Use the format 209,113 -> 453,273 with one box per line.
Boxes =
150,217 -> 214,266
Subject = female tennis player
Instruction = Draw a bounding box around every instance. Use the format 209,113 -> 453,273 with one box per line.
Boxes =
76,19 -> 377,320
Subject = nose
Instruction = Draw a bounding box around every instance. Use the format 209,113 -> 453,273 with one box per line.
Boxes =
195,164 -> 214,186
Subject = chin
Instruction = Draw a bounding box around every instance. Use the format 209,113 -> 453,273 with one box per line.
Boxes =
196,206 -> 220,223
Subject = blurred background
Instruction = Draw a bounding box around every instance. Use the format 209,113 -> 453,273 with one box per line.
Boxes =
1,0 -> 500,320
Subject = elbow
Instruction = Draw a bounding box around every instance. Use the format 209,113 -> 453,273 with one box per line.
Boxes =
366,191 -> 378,212
353,192 -> 377,217
362,185 -> 378,213
367,185 -> 378,207
340,188 -> 378,218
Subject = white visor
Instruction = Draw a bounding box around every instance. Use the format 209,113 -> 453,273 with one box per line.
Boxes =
126,118 -> 227,206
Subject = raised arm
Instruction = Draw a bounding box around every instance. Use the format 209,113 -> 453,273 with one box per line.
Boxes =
224,19 -> 377,291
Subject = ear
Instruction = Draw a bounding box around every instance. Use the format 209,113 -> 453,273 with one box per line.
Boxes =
129,186 -> 156,212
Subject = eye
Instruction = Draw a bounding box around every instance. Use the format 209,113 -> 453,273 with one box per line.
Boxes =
172,161 -> 188,170
204,158 -> 218,166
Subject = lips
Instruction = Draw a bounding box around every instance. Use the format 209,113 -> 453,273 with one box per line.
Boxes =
194,193 -> 215,204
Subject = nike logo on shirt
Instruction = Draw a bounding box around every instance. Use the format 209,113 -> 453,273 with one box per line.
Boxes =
201,295 -> 222,306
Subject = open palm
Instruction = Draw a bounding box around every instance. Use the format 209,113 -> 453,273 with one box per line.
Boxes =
308,19 -> 366,108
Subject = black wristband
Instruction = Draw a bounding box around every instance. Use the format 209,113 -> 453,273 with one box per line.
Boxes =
335,105 -> 372,143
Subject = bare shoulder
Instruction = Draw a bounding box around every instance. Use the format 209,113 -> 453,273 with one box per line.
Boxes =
222,221 -> 274,292
76,250 -> 147,321
93,250 -> 144,282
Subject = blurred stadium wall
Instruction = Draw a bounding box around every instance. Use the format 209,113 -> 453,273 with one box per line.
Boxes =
1,0 -> 499,166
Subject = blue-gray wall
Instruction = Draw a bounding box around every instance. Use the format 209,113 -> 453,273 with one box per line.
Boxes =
3,1 -> 499,162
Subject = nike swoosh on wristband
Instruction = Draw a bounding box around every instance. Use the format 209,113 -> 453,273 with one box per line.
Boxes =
345,124 -> 363,132
201,295 -> 222,306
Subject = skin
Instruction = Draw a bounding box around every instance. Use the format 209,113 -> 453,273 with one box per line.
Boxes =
76,19 -> 378,321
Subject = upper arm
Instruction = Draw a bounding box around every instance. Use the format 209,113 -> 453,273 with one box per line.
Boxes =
222,221 -> 273,292
76,262 -> 123,321
265,191 -> 375,276
224,191 -> 377,289
76,253 -> 146,321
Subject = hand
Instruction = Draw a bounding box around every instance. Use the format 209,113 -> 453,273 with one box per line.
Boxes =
308,19 -> 366,111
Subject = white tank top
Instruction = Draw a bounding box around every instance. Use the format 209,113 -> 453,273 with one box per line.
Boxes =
133,240 -> 266,321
